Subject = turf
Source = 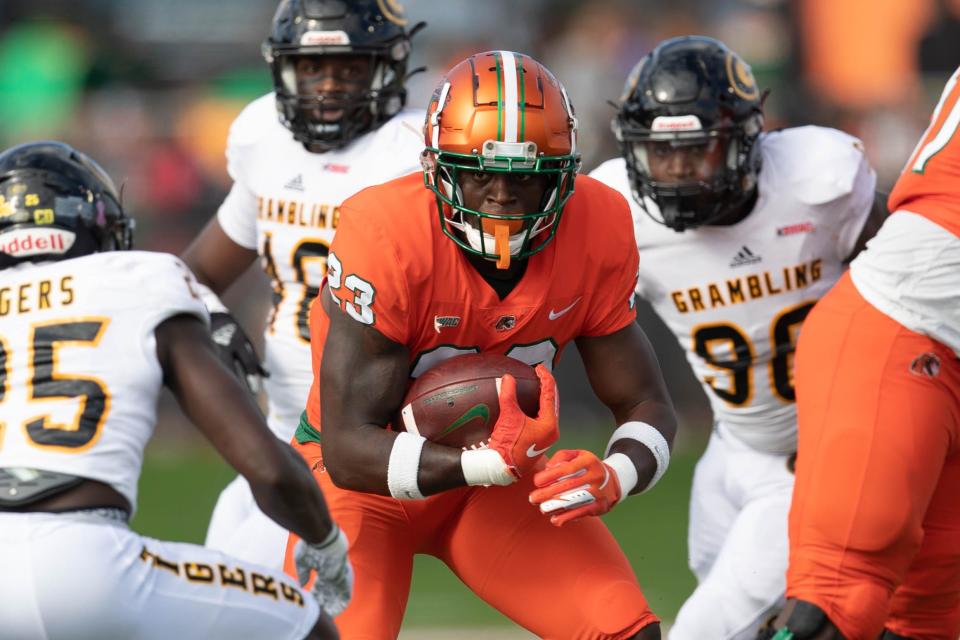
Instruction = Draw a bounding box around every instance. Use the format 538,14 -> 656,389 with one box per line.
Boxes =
132,430 -> 700,630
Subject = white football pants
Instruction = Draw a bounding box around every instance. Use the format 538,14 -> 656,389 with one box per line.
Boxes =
669,423 -> 793,640
0,510 -> 319,640
205,412 -> 297,568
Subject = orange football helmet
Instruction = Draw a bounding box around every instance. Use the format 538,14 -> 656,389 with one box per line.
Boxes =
421,51 -> 580,267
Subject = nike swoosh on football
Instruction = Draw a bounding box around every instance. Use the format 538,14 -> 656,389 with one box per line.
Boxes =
440,403 -> 490,437
548,297 -> 582,320
526,443 -> 550,457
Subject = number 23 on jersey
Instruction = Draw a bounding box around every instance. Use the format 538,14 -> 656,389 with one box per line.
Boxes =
326,251 -> 376,326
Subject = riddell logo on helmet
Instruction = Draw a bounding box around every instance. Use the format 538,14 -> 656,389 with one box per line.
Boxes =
300,30 -> 350,46
651,115 -> 703,132
0,228 -> 75,258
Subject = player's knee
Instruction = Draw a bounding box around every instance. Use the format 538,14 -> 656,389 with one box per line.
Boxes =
625,621 -> 660,640
303,611 -> 339,640
755,598 -> 844,640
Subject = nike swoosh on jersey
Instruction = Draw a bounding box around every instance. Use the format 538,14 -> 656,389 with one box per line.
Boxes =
548,297 -> 581,320
441,404 -> 491,437
526,443 -> 550,457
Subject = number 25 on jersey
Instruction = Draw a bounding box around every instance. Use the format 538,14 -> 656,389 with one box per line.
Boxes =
0,319 -> 110,451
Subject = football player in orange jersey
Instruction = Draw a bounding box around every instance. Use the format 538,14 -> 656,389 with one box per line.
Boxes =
761,68 -> 960,640
284,51 -> 677,639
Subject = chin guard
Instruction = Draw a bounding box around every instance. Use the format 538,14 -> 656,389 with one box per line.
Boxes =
495,223 -> 511,269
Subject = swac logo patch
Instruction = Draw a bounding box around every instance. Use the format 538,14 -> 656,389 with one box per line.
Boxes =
434,315 -> 460,333
777,222 -> 815,237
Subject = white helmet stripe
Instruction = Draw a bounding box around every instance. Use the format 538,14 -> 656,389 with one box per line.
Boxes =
559,84 -> 577,154
431,81 -> 451,148
500,51 -> 519,143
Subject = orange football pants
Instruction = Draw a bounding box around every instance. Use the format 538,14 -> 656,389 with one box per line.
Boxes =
788,273 -> 960,640
284,439 -> 658,640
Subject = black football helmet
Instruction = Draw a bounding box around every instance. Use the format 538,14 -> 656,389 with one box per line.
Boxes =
0,141 -> 133,268
613,36 -> 764,231
263,0 -> 424,151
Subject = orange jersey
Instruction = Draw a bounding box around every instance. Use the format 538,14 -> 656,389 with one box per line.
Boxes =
305,172 -> 639,426
888,66 -> 960,237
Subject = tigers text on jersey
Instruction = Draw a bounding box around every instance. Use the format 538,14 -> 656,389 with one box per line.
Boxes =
304,172 -> 640,428
0,252 -> 208,512
852,66 -> 960,356
216,93 -> 425,435
590,126 -> 876,454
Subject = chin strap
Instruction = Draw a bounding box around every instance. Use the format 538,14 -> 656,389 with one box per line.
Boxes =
495,223 -> 511,269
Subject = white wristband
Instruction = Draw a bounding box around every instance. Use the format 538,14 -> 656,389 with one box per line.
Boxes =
604,421 -> 670,494
194,282 -> 228,313
461,448 -> 515,487
387,432 -> 427,500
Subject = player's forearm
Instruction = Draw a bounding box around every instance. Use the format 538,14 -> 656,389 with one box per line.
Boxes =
618,398 -> 677,451
607,399 -> 676,497
247,442 -> 335,545
321,423 -> 466,495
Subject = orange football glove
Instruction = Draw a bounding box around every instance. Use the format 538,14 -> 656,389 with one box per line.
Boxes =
529,449 -> 622,526
486,364 -> 559,479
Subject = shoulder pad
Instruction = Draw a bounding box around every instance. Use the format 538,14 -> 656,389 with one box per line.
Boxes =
761,126 -> 870,206
374,109 -> 427,150
587,157 -> 630,193
226,93 -> 281,150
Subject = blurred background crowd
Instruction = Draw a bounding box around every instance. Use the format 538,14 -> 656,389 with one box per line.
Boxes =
2,0 -> 957,445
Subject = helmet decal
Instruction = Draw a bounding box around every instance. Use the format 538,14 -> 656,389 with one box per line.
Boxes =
619,58 -> 646,103
725,53 -> 759,101
376,0 -> 408,26
499,51 -> 521,142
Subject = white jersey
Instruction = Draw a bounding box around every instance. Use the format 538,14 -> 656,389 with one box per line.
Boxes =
591,126 -> 875,454
216,93 -> 425,437
0,252 -> 207,511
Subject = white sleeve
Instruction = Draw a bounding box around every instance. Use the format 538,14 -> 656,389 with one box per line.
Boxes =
134,253 -> 210,361
216,180 -> 259,249
214,99 -> 265,250
833,151 -> 877,261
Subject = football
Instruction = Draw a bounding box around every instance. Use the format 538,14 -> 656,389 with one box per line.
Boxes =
396,354 -> 541,450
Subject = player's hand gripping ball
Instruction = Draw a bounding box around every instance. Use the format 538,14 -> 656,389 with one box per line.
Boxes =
396,353 -> 541,450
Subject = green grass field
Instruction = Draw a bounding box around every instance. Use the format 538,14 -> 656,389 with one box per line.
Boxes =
133,429 -> 701,632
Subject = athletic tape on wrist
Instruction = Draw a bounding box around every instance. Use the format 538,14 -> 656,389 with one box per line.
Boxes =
387,432 -> 427,500
316,523 -> 341,549
604,421 -> 670,494
194,282 -> 228,314
602,452 -> 638,504
461,448 -> 515,487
